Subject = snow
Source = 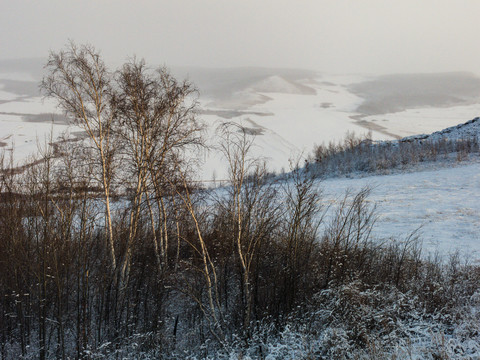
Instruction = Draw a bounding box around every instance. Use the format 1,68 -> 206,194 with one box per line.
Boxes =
404,116 -> 480,142
0,113 -> 70,160
0,90 -> 73,163
363,105 -> 480,139
2,67 -> 479,181
197,72 -> 480,181
318,160 -> 480,261
248,75 -> 314,94
198,74 -> 389,181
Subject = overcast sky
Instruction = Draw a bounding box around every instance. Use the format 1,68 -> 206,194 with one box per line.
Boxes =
2,0 -> 480,74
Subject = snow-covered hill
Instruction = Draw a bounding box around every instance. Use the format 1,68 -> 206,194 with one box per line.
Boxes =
309,116 -> 480,260
248,75 -> 316,95
404,116 -> 480,142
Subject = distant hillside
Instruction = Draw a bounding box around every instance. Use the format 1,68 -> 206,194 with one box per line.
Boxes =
248,75 -> 316,95
0,57 -> 45,80
312,117 -> 480,178
350,72 -> 480,115
403,116 -> 480,142
170,67 -> 316,99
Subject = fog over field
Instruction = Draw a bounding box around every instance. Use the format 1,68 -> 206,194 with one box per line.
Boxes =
3,1 -> 480,73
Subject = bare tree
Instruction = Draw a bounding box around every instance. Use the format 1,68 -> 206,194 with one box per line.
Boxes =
278,160 -> 323,311
216,122 -> 281,334
112,58 -> 203,284
41,42 -> 118,271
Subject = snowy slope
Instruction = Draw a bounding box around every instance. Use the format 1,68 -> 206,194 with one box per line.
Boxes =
317,160 -> 480,261
403,116 -> 480,141
310,116 -> 480,260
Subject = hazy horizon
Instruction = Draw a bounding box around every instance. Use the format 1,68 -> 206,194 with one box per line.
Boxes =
2,1 -> 480,75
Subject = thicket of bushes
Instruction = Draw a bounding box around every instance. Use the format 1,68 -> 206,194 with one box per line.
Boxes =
1,141 -> 480,359
311,130 -> 479,177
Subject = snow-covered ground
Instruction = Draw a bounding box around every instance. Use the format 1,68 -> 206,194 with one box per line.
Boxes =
312,117 -> 480,261
0,64 -> 76,162
197,74 -> 382,181
316,160 -> 480,261
361,104 -> 480,139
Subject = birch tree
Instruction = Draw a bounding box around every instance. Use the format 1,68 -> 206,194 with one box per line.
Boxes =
41,42 -> 118,271
113,59 -> 203,284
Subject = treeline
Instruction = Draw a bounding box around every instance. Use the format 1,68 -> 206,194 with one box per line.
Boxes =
311,129 -> 479,177
0,43 -> 479,359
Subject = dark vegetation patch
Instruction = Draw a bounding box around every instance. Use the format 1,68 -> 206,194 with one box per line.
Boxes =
200,108 -> 274,119
0,79 -> 40,98
320,102 -> 333,108
350,72 -> 480,115
22,112 -> 70,124
0,111 -> 70,125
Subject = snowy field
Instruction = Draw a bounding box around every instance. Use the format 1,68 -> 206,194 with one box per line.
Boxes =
317,160 -> 480,261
